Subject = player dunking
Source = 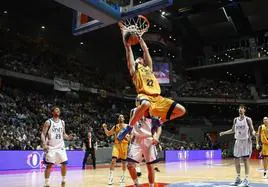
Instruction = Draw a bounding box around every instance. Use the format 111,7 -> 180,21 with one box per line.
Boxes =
117,25 -> 186,140
220,105 -> 256,187
127,107 -> 162,187
102,114 -> 130,185
41,107 -> 72,187
256,116 -> 268,178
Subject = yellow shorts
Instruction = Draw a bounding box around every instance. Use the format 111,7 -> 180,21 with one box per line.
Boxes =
137,93 -> 176,121
112,143 -> 128,160
262,144 -> 268,156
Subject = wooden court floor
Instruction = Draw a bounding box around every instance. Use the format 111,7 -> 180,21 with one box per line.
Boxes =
0,159 -> 267,187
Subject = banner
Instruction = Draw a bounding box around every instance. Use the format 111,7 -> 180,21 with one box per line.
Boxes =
0,148 -> 117,170
165,150 -> 222,162
70,81 -> 81,91
54,78 -> 71,92
54,78 -> 81,92
0,150 -> 84,170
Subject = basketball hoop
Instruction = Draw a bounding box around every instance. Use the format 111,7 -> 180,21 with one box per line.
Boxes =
119,15 -> 150,37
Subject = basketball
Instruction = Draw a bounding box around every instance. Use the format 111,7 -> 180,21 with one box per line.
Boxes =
124,31 -> 140,46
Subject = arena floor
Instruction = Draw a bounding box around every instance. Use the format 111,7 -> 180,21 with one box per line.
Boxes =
0,159 -> 267,187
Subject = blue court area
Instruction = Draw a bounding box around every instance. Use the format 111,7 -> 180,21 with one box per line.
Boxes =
166,181 -> 267,187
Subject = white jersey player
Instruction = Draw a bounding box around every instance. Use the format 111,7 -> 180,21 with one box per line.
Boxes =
127,107 -> 162,187
220,105 -> 256,187
41,107 -> 72,187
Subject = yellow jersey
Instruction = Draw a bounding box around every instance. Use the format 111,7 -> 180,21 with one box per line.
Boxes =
114,124 -> 129,144
261,124 -> 268,144
132,63 -> 161,95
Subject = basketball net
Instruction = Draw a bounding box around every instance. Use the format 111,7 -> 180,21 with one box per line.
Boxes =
119,15 -> 150,37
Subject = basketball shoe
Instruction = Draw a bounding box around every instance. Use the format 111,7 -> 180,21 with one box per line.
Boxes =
230,176 -> 241,186
119,175 -> 125,184
108,176 -> 113,185
238,179 -> 249,187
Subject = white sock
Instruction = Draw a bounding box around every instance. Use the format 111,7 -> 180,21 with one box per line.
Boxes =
45,178 -> 49,185
62,176 -> 66,182
109,170 -> 114,178
136,166 -> 141,173
149,183 -> 154,187
134,178 -> 139,185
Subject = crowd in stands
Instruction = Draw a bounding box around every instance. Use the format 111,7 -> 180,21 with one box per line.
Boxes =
0,28 -> 129,93
0,84 -> 237,158
0,85 -> 132,150
0,28 -> 259,100
160,132 -> 232,158
194,36 -> 268,67
160,138 -> 210,151
179,77 -> 252,99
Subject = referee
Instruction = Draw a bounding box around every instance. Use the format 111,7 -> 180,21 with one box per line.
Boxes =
82,126 -> 96,169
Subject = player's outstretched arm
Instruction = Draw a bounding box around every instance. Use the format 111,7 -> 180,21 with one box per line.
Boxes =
139,37 -> 153,71
219,120 -> 235,136
125,45 -> 136,76
102,123 -> 115,137
119,22 -> 135,76
41,120 -> 50,152
219,129 -> 234,136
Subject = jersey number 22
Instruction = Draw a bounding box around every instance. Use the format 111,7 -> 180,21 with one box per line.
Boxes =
146,79 -> 153,87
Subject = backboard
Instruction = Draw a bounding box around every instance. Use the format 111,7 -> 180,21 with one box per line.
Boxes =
54,0 -> 173,35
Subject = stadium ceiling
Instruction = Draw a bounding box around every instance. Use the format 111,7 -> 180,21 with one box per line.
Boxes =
2,0 -> 268,45
160,0 -> 268,43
